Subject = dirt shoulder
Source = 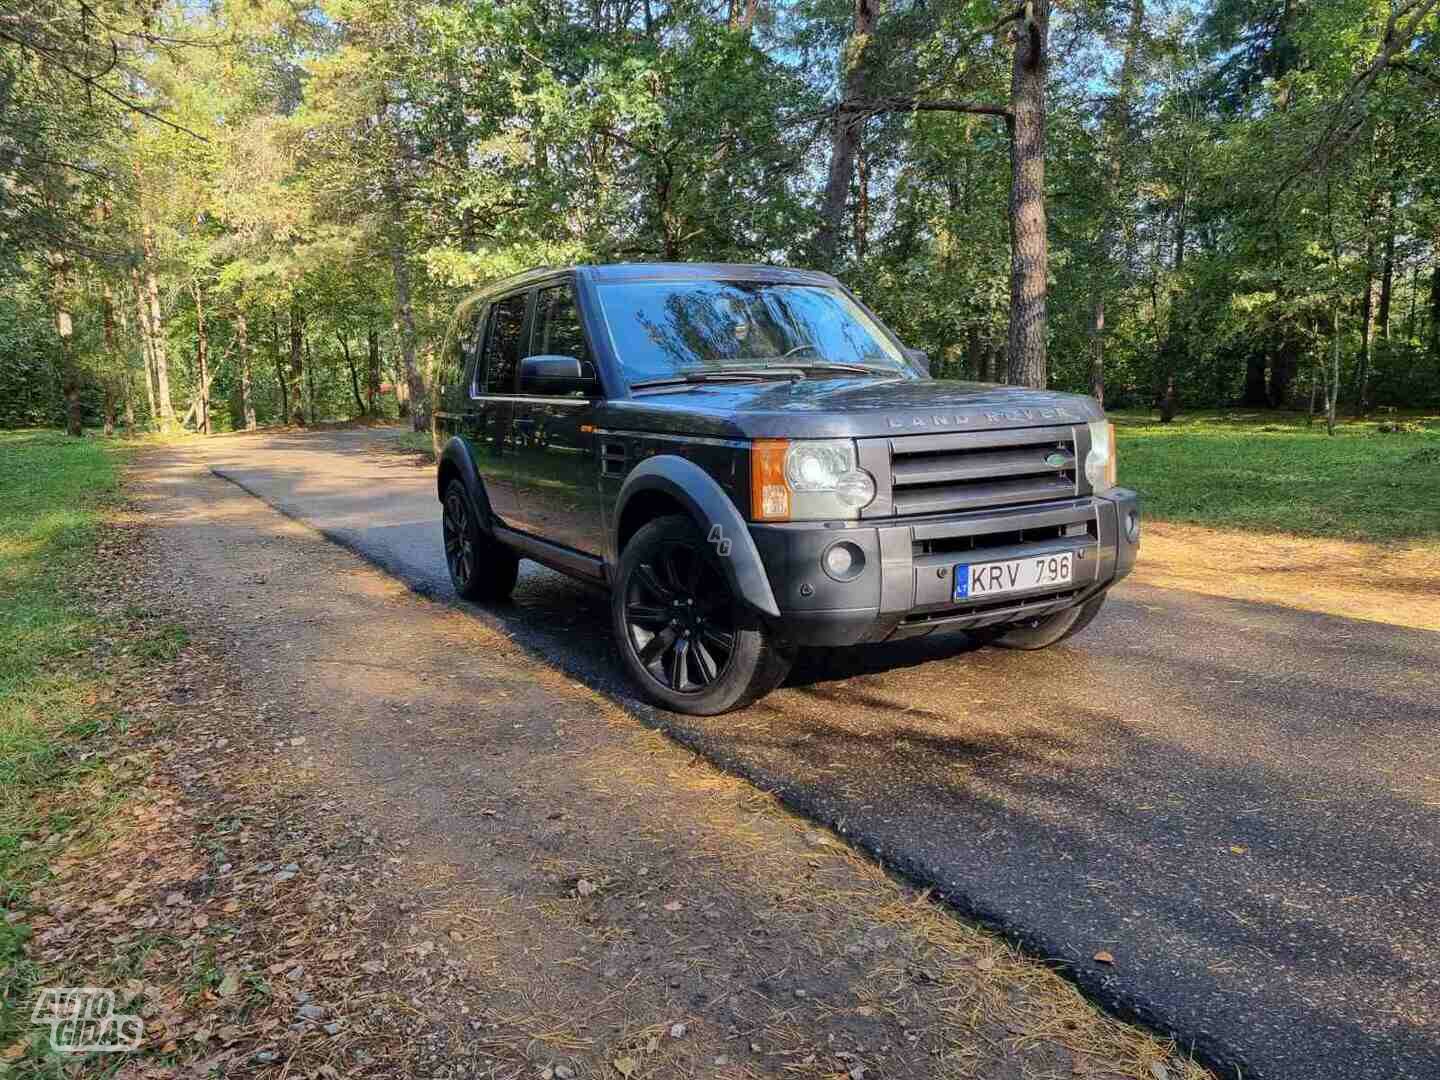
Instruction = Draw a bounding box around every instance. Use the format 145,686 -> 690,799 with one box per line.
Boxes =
1133,521 -> 1440,632
14,447 -> 1213,1078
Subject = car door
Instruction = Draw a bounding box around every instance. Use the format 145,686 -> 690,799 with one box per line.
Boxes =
508,281 -> 604,558
468,291 -> 530,528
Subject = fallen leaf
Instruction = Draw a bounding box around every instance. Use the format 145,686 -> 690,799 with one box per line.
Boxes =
1229,845 -> 1248,855
1092,951 -> 1115,965
663,901 -> 682,912
613,1056 -> 638,1076
217,969 -> 241,997
975,957 -> 996,972
576,879 -> 598,898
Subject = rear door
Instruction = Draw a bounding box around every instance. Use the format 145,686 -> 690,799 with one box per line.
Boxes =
470,291 -> 530,527
508,281 -> 604,557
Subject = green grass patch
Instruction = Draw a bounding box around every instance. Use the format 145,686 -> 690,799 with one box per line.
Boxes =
0,430 -> 154,1059
1111,410 -> 1440,543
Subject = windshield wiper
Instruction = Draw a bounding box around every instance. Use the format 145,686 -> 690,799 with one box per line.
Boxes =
630,368 -> 804,390
788,361 -> 902,377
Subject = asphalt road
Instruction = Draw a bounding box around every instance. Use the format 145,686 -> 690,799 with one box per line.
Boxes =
196,427 -> 1440,1080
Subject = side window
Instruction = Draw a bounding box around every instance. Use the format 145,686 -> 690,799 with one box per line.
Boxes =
480,293 -> 528,394
529,285 -> 590,367
463,304 -> 488,396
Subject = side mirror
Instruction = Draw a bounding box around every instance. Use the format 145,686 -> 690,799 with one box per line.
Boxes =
519,354 -> 597,397
904,347 -> 931,376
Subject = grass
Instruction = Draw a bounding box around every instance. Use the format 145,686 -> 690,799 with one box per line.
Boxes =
1112,409 -> 1440,543
0,429 -> 179,1064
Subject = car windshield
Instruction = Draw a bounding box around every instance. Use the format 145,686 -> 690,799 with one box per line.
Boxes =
594,280 -> 910,386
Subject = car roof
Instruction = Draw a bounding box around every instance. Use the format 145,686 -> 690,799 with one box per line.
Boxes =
472,262 -> 839,300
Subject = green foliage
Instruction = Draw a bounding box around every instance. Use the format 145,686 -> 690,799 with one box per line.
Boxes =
0,0 -> 1437,431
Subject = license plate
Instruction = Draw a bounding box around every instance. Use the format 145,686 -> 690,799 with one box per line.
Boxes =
954,552 -> 1074,601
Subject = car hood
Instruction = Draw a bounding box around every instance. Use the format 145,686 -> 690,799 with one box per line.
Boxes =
601,376 -> 1104,440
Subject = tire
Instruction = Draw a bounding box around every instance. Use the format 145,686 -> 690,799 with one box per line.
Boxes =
988,592 -> 1108,651
612,515 -> 793,715
441,479 -> 519,602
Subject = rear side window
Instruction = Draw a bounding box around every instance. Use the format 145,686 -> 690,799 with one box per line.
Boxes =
480,293 -> 528,393
529,285 -> 590,366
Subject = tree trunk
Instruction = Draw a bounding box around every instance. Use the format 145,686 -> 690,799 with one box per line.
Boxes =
1089,293 -> 1105,404
47,253 -> 82,436
304,330 -> 318,422
1307,342 -> 1318,426
1089,0 -> 1144,407
965,326 -> 985,381
1377,183 -> 1396,343
367,324 -> 382,415
815,0 -> 877,271
192,281 -> 211,435
272,311 -> 289,423
339,333 -> 364,415
1242,354 -> 1268,406
1354,260 -> 1375,412
130,266 -> 158,424
1430,260 -> 1440,362
101,281 -> 121,434
1327,304 -> 1340,436
1005,0 -> 1050,388
1268,330 -> 1299,408
854,143 -> 870,262
388,226 -> 425,431
729,0 -> 758,34
655,164 -> 683,260
1159,373 -> 1178,422
236,310 -> 256,430
288,305 -> 306,425
142,225 -> 176,430
1405,264 -> 1419,341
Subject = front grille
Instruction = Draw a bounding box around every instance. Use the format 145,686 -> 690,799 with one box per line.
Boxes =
876,425 -> 1078,518
914,520 -> 1092,558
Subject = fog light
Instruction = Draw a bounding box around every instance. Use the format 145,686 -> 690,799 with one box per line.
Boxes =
834,470 -> 876,510
822,541 -> 866,582
1125,509 -> 1140,543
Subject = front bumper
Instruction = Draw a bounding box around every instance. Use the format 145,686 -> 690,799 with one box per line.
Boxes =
749,489 -> 1140,647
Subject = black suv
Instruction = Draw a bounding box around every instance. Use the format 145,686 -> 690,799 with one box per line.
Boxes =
433,263 -> 1140,714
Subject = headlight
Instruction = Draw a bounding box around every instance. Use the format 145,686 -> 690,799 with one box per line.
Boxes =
751,439 -> 876,521
1085,420 -> 1117,492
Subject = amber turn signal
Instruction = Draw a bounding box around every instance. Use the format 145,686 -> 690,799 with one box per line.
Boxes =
751,439 -> 791,521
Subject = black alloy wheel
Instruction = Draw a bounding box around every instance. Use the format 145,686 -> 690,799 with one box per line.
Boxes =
612,515 -> 793,714
442,490 -> 475,592
624,538 -> 737,694
440,478 -> 519,602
